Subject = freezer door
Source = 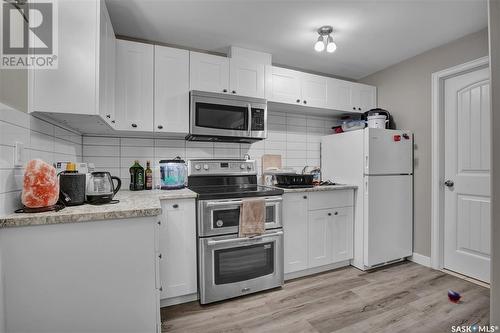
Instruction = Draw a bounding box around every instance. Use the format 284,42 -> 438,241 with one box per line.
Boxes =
363,175 -> 413,268
364,128 -> 413,175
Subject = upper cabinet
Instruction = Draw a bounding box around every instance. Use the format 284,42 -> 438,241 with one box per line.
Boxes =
154,46 -> 190,134
190,52 -> 230,94
301,73 -> 328,108
190,52 -> 266,99
115,40 -> 154,132
265,66 -> 302,105
327,80 -> 377,113
98,0 -> 116,127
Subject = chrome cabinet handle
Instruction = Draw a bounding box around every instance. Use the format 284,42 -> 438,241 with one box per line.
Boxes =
207,231 -> 283,246
444,180 -> 454,187
247,104 -> 252,136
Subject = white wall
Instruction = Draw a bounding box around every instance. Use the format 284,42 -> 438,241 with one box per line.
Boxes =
489,0 -> 500,324
0,105 -> 83,217
82,111 -> 337,188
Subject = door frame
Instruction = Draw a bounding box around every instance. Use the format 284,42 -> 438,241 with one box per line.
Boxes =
430,56 -> 490,270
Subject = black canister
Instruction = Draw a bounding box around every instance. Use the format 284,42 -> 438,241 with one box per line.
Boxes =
59,165 -> 86,206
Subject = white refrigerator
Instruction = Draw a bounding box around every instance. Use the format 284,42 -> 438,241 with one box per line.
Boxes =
321,128 -> 413,270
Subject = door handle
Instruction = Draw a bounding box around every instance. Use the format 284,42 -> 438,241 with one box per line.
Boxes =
444,180 -> 454,187
247,104 -> 252,137
207,231 -> 283,246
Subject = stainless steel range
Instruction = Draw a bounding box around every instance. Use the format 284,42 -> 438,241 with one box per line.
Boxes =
188,159 -> 284,304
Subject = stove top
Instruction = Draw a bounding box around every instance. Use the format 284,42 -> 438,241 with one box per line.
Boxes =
189,184 -> 283,200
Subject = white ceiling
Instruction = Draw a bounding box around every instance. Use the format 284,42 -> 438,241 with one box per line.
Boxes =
105,0 -> 488,80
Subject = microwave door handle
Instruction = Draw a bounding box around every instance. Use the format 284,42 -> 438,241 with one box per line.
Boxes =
207,231 -> 283,246
247,104 -> 252,137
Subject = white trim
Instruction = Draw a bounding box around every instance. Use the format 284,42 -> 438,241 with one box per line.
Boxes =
284,261 -> 350,281
409,253 -> 431,267
431,56 -> 489,270
160,293 -> 198,308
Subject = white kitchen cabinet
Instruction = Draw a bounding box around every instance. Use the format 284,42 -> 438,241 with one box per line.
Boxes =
300,73 -> 328,108
327,79 -> 377,113
265,66 -> 302,105
0,217 -> 160,333
190,52 -> 230,94
283,193 -> 309,274
283,189 -> 355,278
159,199 -> 197,301
98,0 -> 116,127
332,206 -> 354,263
115,40 -> 154,132
154,46 -> 190,134
229,58 -> 265,98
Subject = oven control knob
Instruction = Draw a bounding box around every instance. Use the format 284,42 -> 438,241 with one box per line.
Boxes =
194,164 -> 201,171
246,165 -> 252,170
203,164 -> 209,170
240,164 -> 246,169
216,219 -> 223,227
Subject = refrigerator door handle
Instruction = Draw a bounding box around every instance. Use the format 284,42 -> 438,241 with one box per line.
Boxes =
365,155 -> 369,172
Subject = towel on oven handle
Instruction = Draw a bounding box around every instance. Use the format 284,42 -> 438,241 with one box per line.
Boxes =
238,198 -> 265,238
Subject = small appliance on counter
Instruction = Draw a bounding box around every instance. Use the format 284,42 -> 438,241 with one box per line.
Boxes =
59,162 -> 86,206
302,166 -> 321,185
274,174 -> 314,189
86,171 -> 121,205
262,168 -> 296,186
363,108 -> 393,129
160,157 -> 187,189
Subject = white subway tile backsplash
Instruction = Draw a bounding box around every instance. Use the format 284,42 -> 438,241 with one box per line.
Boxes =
89,156 -> 120,168
121,137 -> 154,147
155,139 -> 185,148
30,116 -> 54,136
120,146 -> 154,158
30,131 -> 55,152
0,106 -> 29,127
83,136 -> 120,146
155,147 -> 186,159
0,146 -> 14,169
83,145 -> 120,157
28,149 -> 54,163
0,121 -> 29,147
0,169 -> 24,193
0,191 -> 22,216
214,148 -> 241,159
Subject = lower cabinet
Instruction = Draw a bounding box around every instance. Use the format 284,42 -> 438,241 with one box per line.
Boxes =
283,190 -> 354,277
159,199 -> 198,303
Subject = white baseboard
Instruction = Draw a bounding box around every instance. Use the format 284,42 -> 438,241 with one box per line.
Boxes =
284,260 -> 350,281
160,293 -> 198,308
409,252 -> 431,267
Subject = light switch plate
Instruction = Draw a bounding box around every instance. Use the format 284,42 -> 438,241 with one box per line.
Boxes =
14,142 -> 25,167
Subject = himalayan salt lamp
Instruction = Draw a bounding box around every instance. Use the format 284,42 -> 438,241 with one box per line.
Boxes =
21,159 -> 59,208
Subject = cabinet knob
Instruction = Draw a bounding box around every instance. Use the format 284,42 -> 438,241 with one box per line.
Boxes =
131,123 -> 137,128
352,107 -> 356,110
303,100 -> 307,105
111,120 -> 115,124
328,213 -> 332,216
296,99 -> 301,103
232,90 -> 236,94
159,287 -> 163,292
334,211 -> 338,215
223,89 -> 228,93
303,195 -> 307,199
158,253 -> 162,259
157,221 -> 161,225
173,204 -> 179,208
106,114 -> 111,118
157,125 -> 163,130
358,107 -> 362,111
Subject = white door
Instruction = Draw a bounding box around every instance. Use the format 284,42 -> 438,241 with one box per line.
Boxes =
283,193 -> 308,274
364,128 -> 413,175
308,209 -> 333,268
190,52 -> 230,94
327,79 -> 354,112
443,67 -> 491,283
159,199 -> 197,299
265,66 -> 302,105
98,1 -> 116,126
154,45 -> 190,134
115,40 -> 154,132
300,73 -> 328,108
351,84 -> 377,113
229,58 -> 265,98
331,206 -> 354,263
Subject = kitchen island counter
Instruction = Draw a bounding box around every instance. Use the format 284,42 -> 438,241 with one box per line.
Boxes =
0,188 -> 197,228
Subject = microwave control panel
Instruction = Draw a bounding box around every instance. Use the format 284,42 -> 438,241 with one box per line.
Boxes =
251,108 -> 265,131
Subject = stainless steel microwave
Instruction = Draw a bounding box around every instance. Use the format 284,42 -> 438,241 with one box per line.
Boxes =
186,90 -> 267,143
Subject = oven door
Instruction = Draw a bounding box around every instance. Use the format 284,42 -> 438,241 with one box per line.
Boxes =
198,196 -> 282,237
199,230 -> 284,304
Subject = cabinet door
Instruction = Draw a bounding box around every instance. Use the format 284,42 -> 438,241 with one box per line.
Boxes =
190,52 -> 230,94
351,83 -> 377,113
283,193 -> 309,274
265,66 -> 302,105
154,46 -> 190,134
31,0 -> 98,115
98,1 -> 116,126
115,40 -> 154,131
159,199 -> 197,299
331,206 -> 354,262
327,78 -> 354,112
229,58 -> 265,98
301,73 -> 328,108
308,209 -> 333,268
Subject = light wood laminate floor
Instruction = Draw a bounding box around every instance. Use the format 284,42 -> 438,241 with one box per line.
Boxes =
161,262 -> 489,333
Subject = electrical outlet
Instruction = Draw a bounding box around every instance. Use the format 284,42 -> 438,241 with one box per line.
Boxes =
14,142 -> 25,167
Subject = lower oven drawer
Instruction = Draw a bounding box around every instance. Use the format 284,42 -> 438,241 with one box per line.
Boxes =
198,230 -> 284,304
198,196 -> 282,237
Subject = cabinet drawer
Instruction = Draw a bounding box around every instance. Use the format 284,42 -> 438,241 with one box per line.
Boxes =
308,190 -> 353,211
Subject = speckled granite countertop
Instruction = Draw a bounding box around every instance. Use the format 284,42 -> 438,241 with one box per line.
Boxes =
273,184 -> 358,193
0,189 -> 197,228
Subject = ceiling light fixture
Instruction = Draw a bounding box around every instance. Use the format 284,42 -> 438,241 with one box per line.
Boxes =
315,25 -> 337,53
